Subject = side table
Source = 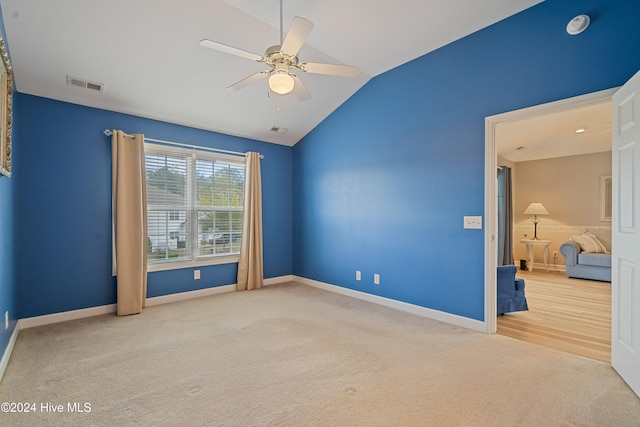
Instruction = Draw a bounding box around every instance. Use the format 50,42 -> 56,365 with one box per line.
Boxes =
520,239 -> 551,272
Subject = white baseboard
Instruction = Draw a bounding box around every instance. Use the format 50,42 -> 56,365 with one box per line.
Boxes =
294,276 -> 485,333
1,275 -> 294,383
0,323 -> 20,383
522,263 -> 566,273
10,274 -> 460,382
20,275 -> 294,329
19,304 -> 118,329
265,275 -> 294,285
145,284 -> 237,307
10,273 -> 480,333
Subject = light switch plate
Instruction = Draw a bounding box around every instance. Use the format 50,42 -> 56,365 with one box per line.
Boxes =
463,216 -> 483,229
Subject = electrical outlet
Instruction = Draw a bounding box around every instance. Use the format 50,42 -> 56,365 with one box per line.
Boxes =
374,274 -> 380,285
553,251 -> 559,258
356,270 -> 361,281
194,270 -> 200,280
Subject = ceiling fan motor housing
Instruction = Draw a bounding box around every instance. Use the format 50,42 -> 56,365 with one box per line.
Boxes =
265,45 -> 298,69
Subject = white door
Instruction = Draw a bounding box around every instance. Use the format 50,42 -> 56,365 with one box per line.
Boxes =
612,69 -> 640,397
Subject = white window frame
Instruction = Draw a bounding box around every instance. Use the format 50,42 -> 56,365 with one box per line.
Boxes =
145,143 -> 245,272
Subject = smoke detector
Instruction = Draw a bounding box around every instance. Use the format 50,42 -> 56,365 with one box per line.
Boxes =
566,15 -> 590,35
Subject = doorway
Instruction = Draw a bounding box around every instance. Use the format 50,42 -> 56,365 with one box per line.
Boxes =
483,88 -> 617,348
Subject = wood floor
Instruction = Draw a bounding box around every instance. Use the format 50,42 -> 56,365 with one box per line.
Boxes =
497,268 -> 611,363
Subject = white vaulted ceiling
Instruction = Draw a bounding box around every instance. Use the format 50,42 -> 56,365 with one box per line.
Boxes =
497,100 -> 612,163
0,0 -> 542,146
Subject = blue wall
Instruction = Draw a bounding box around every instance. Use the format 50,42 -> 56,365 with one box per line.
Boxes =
0,6 -> 16,361
0,124 -> 15,354
15,95 -> 292,318
292,0 -> 640,320
7,0 -> 640,327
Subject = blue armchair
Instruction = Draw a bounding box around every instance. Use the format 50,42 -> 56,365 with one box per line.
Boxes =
497,265 -> 528,315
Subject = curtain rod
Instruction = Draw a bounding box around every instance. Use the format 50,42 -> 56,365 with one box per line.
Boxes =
103,129 -> 263,159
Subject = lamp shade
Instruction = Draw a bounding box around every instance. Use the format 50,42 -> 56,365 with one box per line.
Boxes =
268,72 -> 295,95
523,202 -> 549,216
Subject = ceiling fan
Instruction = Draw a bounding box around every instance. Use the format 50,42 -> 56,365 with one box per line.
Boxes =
199,0 -> 359,101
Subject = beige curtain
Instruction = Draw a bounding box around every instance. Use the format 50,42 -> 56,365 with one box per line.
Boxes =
237,152 -> 264,290
112,130 -> 148,315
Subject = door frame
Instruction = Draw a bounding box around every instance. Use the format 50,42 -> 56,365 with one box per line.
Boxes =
483,87 -> 618,334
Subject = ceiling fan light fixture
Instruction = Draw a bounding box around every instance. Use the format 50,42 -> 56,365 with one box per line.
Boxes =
269,71 -> 295,95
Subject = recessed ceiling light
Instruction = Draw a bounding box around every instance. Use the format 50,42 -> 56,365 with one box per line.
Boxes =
575,128 -> 586,134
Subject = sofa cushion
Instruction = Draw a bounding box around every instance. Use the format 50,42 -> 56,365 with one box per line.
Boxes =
571,234 -> 609,253
578,252 -> 611,268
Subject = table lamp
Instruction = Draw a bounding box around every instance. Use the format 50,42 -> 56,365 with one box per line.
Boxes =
524,202 -> 549,240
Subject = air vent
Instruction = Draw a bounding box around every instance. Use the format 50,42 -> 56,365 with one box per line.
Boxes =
66,75 -> 104,92
270,126 -> 288,134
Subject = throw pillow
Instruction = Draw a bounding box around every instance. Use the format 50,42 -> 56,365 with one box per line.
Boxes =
571,234 -> 609,253
586,234 -> 609,253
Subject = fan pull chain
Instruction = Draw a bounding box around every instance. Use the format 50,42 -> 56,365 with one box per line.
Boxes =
267,90 -> 282,114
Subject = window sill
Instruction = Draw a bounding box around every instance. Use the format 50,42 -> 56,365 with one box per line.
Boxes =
147,255 -> 240,272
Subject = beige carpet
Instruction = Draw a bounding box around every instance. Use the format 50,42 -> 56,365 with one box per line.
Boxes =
1,282 -> 639,426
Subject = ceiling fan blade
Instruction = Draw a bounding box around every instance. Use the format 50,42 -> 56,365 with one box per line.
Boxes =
227,71 -> 270,91
200,39 -> 263,62
280,17 -> 314,57
291,74 -> 311,101
299,62 -> 360,78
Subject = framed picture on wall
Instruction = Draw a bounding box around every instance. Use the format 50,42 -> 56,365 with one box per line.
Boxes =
0,33 -> 12,178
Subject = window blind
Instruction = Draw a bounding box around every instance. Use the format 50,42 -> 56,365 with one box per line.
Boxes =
144,145 -> 245,269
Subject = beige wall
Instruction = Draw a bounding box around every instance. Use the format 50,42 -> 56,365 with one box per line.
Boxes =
510,151 -> 612,268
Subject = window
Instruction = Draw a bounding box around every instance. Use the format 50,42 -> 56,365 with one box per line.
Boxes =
145,144 -> 245,271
